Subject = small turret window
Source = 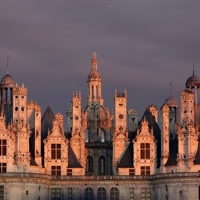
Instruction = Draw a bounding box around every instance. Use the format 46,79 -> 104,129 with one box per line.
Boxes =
119,114 -> 124,119
100,129 -> 105,142
86,156 -> 93,173
75,116 -> 79,120
15,96 -> 18,99
98,156 -> 105,175
15,107 -> 18,111
21,107 -> 24,111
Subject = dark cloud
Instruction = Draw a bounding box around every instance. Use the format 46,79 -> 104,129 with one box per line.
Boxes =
0,0 -> 200,122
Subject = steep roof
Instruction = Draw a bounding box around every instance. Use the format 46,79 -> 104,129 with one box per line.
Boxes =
118,107 -> 161,169
118,142 -> 133,168
41,106 -> 54,140
139,108 -> 161,168
194,136 -> 200,164
68,144 -> 82,168
165,135 -> 178,166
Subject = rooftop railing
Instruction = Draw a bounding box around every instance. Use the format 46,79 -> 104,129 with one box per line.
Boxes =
0,172 -> 199,181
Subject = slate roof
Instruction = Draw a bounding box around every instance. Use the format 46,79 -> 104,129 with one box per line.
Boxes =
118,142 -> 133,168
41,106 -> 54,166
68,144 -> 82,168
41,106 -> 54,141
194,136 -> 200,164
165,135 -> 178,166
118,107 -> 161,169
139,108 -> 161,168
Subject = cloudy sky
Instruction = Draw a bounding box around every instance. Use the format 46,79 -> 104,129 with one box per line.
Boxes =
0,0 -> 200,124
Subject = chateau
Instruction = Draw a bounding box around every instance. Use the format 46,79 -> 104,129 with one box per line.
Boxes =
0,52 -> 200,200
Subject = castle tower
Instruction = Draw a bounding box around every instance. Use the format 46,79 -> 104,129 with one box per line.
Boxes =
176,71 -> 200,171
0,72 -> 15,125
160,104 -> 170,172
70,92 -> 85,165
184,69 -> 200,124
81,52 -> 113,175
12,84 -> 31,170
113,90 -> 128,173
14,122 -> 31,170
27,101 -> 42,167
13,84 -> 28,125
161,93 -> 178,172
180,89 -> 195,125
87,52 -> 103,105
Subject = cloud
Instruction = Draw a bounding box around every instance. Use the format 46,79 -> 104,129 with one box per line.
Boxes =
0,0 -> 200,122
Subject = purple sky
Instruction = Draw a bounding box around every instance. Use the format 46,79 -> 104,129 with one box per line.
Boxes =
0,0 -> 200,123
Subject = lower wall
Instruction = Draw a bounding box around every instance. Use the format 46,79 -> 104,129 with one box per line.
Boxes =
0,172 -> 200,200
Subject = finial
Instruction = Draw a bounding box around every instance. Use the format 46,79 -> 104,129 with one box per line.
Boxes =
92,51 -> 97,59
170,81 -> 172,96
91,51 -> 97,71
6,56 -> 9,74
193,60 -> 195,76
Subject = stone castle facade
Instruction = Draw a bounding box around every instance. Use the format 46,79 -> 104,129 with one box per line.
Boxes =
0,52 -> 200,199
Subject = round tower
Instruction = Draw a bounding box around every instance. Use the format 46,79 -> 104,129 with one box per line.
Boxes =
0,72 -> 15,124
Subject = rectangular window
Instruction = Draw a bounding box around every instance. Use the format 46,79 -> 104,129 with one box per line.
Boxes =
51,166 -> 61,176
67,169 -> 72,176
199,186 -> 200,200
51,144 -> 61,159
51,188 -> 61,200
0,140 -> 6,156
129,169 -> 135,176
141,188 -> 151,200
141,166 -> 150,176
0,185 -> 4,200
68,188 -> 73,200
140,143 -> 150,159
129,188 -> 134,200
0,163 -> 6,173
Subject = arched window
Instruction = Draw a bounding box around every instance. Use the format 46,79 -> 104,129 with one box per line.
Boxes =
84,188 -> 93,200
98,156 -> 105,175
96,85 -> 98,99
97,187 -> 106,200
85,129 -> 89,142
86,156 -> 93,173
92,86 -> 94,99
100,129 -> 105,142
110,188 -> 119,200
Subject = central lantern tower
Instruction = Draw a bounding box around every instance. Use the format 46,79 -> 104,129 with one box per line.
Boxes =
83,52 -> 113,175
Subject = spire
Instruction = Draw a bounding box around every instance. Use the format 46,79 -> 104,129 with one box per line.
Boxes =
170,81 -> 172,96
91,51 -> 98,72
193,60 -> 195,76
6,56 -> 9,74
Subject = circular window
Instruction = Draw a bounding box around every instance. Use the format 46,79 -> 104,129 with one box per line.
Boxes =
119,114 -> 124,119
15,107 -> 18,111
75,116 -> 79,120
119,127 -> 123,131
